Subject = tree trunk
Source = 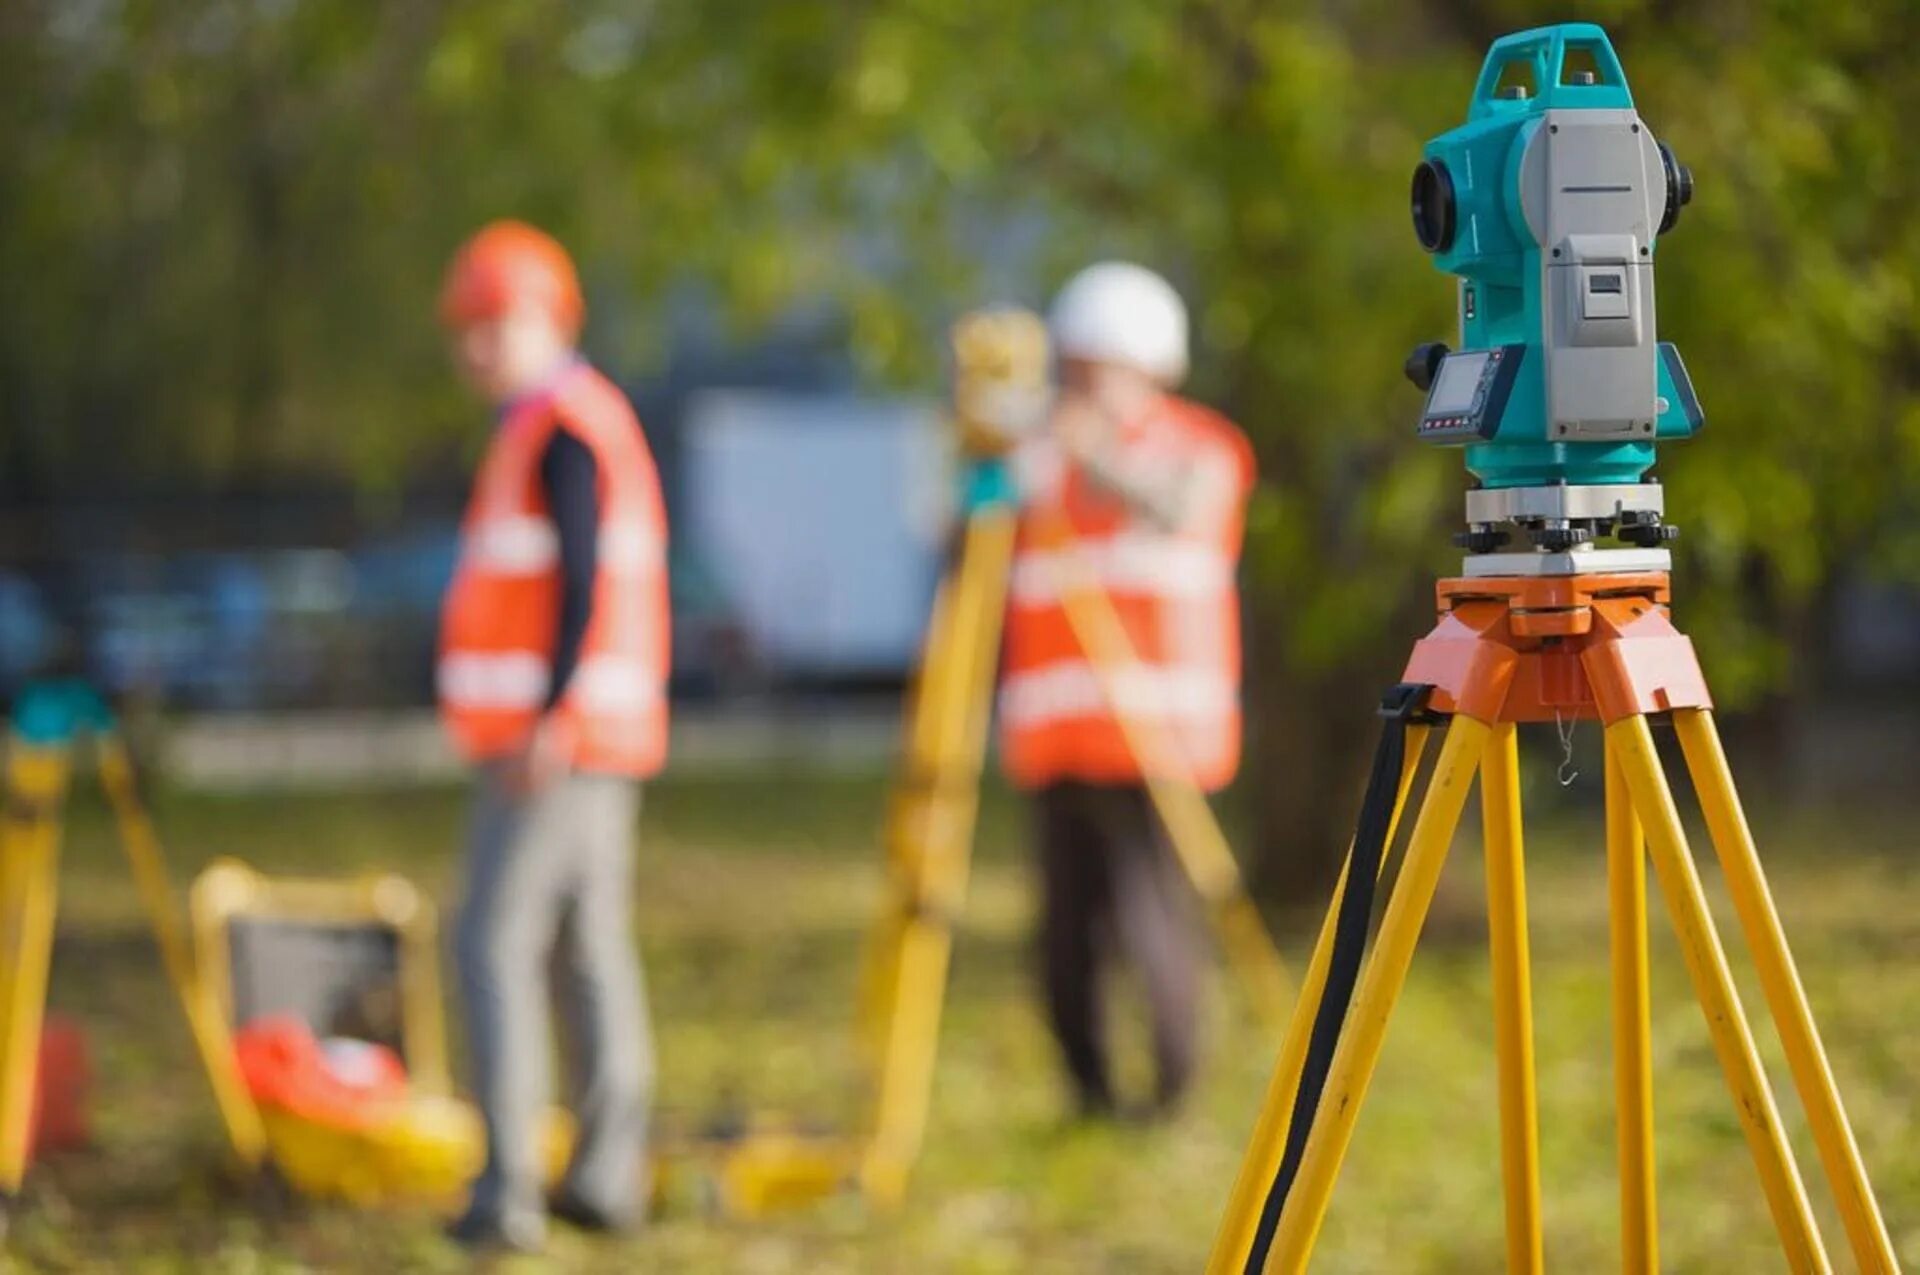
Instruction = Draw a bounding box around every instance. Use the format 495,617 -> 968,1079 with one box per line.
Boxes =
1244,666 -> 1379,918
1239,585 -> 1434,921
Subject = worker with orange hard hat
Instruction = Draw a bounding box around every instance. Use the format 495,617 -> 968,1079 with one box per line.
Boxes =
436,221 -> 667,1252
1001,262 -> 1256,1119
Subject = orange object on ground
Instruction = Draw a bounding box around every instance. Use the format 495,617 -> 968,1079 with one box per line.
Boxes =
438,220 -> 585,335
436,359 -> 672,777
999,394 -> 1256,792
28,1016 -> 91,1157
233,1017 -> 498,1206
230,1016 -> 575,1207
233,1016 -> 409,1130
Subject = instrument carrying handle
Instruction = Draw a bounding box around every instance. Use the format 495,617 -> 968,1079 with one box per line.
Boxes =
1469,23 -> 1631,116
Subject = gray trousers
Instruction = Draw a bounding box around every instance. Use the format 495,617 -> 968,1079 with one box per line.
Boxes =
457,768 -> 652,1228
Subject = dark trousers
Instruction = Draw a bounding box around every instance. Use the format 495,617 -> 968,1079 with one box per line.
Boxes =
1034,781 -> 1203,1113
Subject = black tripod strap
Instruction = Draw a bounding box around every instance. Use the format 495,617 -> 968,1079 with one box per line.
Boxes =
1242,683 -> 1433,1275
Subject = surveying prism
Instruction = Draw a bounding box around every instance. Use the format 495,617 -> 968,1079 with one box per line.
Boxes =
1210,24 -> 1897,1274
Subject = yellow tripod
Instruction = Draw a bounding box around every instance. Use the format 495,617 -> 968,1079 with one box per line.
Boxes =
700,310 -> 1289,1214
1208,572 -> 1897,1274
0,683 -> 266,1215
853,309 -> 1290,1205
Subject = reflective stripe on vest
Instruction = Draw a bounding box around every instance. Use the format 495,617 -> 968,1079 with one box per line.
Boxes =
999,660 -> 1237,727
437,651 -> 662,717
438,649 -> 550,711
568,655 -> 663,715
437,361 -> 670,776
459,511 -> 658,580
597,516 -> 664,575
1007,529 -> 1232,605
465,514 -> 560,575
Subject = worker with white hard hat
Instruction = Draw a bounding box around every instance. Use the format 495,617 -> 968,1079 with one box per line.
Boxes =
999,262 -> 1256,1118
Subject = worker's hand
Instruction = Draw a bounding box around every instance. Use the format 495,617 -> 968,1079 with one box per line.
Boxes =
1052,392 -> 1222,533
1051,393 -> 1114,467
500,718 -> 570,797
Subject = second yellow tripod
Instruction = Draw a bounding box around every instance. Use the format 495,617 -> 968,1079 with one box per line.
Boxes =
853,309 -> 1291,1205
695,309 -> 1290,1214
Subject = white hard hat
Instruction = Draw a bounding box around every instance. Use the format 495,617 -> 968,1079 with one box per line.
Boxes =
1047,261 -> 1190,386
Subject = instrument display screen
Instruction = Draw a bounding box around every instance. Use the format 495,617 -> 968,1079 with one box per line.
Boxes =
1418,345 -> 1523,443
1427,351 -> 1488,415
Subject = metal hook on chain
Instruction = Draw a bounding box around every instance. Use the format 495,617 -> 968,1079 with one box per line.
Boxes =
1553,709 -> 1579,787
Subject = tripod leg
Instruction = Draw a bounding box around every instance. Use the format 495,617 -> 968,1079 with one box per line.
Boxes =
1266,715 -> 1488,1273
95,738 -> 268,1168
860,506 -> 1016,1207
1672,709 -> 1898,1274
1479,723 -> 1542,1274
1606,716 -> 1830,1275
1205,724 -> 1430,1275
1604,736 -> 1658,1274
855,530 -> 968,1061
0,747 -> 68,1193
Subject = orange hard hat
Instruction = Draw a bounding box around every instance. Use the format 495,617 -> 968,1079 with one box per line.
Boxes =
439,220 -> 584,334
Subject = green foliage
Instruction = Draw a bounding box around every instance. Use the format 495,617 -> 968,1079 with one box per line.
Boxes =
3,0 -> 1917,871
1635,1 -> 1920,694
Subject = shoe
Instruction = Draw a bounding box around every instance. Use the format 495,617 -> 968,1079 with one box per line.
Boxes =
1070,1088 -> 1120,1124
1125,1081 -> 1191,1126
445,1206 -> 546,1254
548,1189 -> 638,1236
1117,1095 -> 1182,1127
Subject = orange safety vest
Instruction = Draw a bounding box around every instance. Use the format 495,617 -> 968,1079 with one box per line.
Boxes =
437,360 -> 670,777
999,395 -> 1255,793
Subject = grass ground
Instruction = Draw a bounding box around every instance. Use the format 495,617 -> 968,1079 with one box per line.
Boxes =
6,760 -> 1918,1272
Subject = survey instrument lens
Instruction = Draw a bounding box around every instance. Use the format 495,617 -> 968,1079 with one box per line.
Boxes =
1410,160 -> 1457,254
1658,141 -> 1693,235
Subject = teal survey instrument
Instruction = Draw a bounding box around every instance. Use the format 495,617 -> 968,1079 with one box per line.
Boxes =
1403,23 -> 1704,568
1211,24 -> 1898,1274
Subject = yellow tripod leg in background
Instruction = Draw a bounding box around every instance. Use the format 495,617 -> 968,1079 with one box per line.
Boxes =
1265,714 -> 1489,1272
722,309 -> 1040,1216
1673,710 -> 1897,1274
1031,510 -> 1292,1033
1479,723 -> 1543,1274
1604,737 -> 1658,1274
1205,724 -> 1428,1275
1606,716 -> 1829,1274
0,745 -> 69,1195
855,516 -> 987,1055
95,736 -> 267,1168
856,548 -> 974,1071
857,505 -> 1017,1206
